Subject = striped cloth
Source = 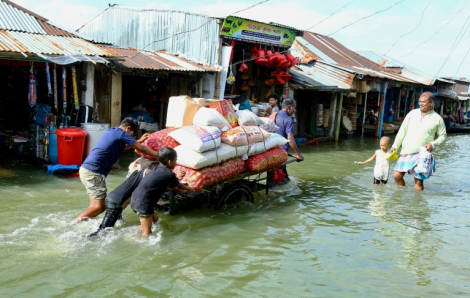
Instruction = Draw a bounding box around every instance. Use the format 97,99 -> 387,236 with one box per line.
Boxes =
395,152 -> 436,180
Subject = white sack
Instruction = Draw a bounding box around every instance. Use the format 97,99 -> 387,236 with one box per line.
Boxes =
169,125 -> 221,153
259,117 -> 280,133
193,107 -> 231,131
236,110 -> 263,126
247,133 -> 288,156
175,143 -> 248,169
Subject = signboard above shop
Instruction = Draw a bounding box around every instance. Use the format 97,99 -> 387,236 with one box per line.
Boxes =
437,82 -> 456,98
220,16 -> 303,48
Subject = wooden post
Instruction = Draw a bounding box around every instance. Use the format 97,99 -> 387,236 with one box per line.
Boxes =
396,87 -> 401,120
310,96 -> 318,137
328,93 -> 337,136
335,93 -> 344,142
110,72 -> 122,127
403,87 -> 409,116
362,92 -> 368,135
376,81 -> 388,138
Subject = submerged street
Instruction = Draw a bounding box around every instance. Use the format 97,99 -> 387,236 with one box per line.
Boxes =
1,134 -> 469,297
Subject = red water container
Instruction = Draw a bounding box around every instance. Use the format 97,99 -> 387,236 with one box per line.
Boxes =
56,128 -> 87,165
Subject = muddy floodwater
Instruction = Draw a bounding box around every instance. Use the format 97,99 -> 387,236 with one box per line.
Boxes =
1,134 -> 469,297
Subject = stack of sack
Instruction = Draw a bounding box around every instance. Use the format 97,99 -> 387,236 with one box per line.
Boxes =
130,95 -> 290,191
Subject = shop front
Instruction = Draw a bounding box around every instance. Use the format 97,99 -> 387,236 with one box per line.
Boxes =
218,16 -> 303,120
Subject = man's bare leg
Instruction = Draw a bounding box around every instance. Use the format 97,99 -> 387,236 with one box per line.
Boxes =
74,197 -> 106,222
414,178 -> 424,191
393,171 -> 406,186
140,217 -> 153,237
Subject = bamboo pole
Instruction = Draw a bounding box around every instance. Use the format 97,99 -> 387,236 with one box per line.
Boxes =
335,93 -> 344,142
362,92 -> 368,135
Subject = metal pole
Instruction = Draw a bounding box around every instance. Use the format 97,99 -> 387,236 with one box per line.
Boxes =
377,81 -> 389,139
396,87 -> 401,120
362,92 -> 368,135
335,93 -> 344,142
403,87 -> 409,116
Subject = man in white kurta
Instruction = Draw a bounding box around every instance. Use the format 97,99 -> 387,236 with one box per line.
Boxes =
390,92 -> 447,191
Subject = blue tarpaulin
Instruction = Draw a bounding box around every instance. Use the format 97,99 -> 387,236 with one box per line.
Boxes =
47,164 -> 80,174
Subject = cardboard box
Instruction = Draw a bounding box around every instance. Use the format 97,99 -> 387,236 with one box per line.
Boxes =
165,96 -> 201,128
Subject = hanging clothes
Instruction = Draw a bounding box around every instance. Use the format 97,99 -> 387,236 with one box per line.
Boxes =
45,61 -> 52,96
71,66 -> 79,106
62,67 -> 67,112
28,64 -> 37,107
53,64 -> 58,110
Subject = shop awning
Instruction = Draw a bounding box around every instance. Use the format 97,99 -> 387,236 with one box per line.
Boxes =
290,62 -> 355,91
36,53 -> 110,65
102,46 -> 221,72
0,30 -> 117,61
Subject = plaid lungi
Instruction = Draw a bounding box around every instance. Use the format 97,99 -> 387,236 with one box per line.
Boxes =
394,152 -> 436,180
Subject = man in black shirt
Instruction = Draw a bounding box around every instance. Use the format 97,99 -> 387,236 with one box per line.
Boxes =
131,147 -> 193,237
88,160 -> 185,238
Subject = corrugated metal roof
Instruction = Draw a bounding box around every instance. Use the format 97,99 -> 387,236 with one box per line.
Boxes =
0,30 -> 116,56
357,51 -> 456,86
103,46 -> 221,72
0,0 -> 78,37
290,61 -> 355,90
77,6 -> 220,67
295,32 -> 420,84
0,0 -> 46,34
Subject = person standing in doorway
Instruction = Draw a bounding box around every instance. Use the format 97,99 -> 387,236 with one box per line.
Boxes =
390,92 -> 446,191
266,93 -> 280,116
459,104 -> 466,124
74,117 -> 159,223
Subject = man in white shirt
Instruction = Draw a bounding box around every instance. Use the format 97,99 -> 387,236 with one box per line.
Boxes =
390,92 -> 447,191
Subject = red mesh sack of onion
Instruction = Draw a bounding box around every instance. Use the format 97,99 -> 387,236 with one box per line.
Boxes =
173,158 -> 245,191
246,148 -> 288,173
135,128 -> 180,161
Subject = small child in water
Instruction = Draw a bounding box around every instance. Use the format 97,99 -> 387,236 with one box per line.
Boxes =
358,136 -> 391,185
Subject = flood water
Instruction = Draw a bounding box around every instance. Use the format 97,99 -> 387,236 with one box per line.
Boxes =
1,134 -> 470,297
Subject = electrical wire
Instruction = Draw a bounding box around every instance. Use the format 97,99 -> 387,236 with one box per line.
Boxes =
400,0 -> 470,58
327,0 -> 407,36
382,2 -> 431,57
128,0 -> 270,59
434,14 -> 470,79
367,2 -> 431,73
305,0 -> 355,31
453,42 -> 470,78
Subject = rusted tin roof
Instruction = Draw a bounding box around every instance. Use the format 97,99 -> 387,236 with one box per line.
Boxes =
103,46 -> 221,72
0,30 -> 116,56
290,62 -> 355,91
0,0 -> 78,37
293,32 -> 420,84
357,51 -> 456,86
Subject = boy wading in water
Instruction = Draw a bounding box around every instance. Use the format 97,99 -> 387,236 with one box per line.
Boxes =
358,136 -> 391,185
88,162 -> 186,238
130,147 -> 193,237
75,118 -> 159,223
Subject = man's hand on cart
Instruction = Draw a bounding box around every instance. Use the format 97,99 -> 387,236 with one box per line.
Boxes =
288,153 -> 304,162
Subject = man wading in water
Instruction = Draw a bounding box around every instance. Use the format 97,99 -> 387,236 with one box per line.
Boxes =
390,92 -> 446,191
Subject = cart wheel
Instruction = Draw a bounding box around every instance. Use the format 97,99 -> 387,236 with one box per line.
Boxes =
216,184 -> 254,210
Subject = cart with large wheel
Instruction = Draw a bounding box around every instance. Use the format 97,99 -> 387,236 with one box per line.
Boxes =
155,157 -> 297,215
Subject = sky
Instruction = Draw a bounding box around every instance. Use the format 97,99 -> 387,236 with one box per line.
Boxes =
12,0 -> 470,79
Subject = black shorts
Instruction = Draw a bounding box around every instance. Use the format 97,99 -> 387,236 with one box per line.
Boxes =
373,178 -> 387,185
